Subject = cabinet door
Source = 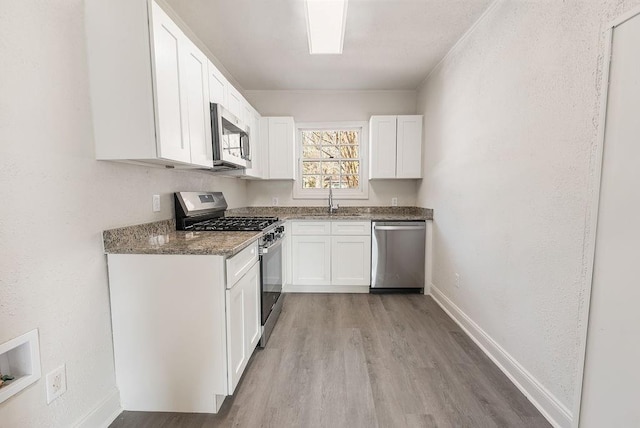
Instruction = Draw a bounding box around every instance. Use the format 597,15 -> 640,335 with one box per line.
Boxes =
331,236 -> 371,286
244,109 -> 262,178
396,115 -> 423,178
369,115 -> 397,179
267,117 -> 295,180
208,61 -> 228,106
292,236 -> 331,285
150,2 -> 190,163
226,261 -> 260,395
243,263 -> 261,352
226,279 -> 246,394
227,86 -> 243,119
182,40 -> 213,168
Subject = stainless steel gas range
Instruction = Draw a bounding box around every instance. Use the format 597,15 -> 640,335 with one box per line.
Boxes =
174,191 -> 284,347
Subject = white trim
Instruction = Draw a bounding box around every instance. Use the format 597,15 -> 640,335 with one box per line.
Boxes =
74,389 -> 122,428
573,8 -> 640,426
284,285 -> 369,294
293,121 -> 369,200
608,4 -> 640,28
430,285 -> 572,428
570,25 -> 615,428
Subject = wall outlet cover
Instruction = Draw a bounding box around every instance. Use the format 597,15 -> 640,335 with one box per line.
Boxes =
152,194 -> 161,212
391,197 -> 398,206
46,365 -> 67,404
455,273 -> 460,288
272,197 -> 279,206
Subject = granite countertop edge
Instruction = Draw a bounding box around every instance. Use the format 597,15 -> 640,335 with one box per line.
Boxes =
102,206 -> 433,256
103,219 -> 262,257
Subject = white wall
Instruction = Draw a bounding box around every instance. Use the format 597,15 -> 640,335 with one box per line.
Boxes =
244,90 -> 418,206
0,1 -> 247,426
415,0 -> 640,425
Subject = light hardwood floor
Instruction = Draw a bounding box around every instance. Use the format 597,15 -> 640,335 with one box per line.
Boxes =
110,294 -> 551,428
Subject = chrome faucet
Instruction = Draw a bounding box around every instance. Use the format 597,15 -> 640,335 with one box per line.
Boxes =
328,178 -> 339,214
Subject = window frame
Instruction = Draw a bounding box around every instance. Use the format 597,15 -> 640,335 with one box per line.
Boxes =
293,121 -> 369,200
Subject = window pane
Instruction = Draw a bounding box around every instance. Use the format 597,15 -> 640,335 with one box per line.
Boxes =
339,130 -> 358,145
339,145 -> 359,159
303,176 -> 321,188
341,160 -> 360,175
322,175 -> 341,188
322,146 -> 339,159
322,161 -> 340,175
321,131 -> 338,146
303,131 -> 323,146
303,146 -> 321,159
343,175 -> 360,188
302,161 -> 321,174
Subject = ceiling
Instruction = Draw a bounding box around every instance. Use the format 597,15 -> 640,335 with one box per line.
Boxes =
165,0 -> 493,91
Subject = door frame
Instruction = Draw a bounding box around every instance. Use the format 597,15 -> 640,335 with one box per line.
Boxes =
572,6 -> 640,427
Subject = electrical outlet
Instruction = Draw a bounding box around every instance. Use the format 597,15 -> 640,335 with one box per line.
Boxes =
455,273 -> 460,288
46,365 -> 67,404
391,197 -> 398,207
152,194 -> 161,212
272,197 -> 279,206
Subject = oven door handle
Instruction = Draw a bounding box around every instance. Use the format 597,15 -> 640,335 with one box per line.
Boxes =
259,237 -> 283,255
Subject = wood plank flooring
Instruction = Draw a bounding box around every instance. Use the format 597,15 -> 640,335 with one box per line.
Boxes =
110,294 -> 551,428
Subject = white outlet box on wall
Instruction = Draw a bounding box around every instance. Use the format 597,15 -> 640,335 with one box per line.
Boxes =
46,365 -> 67,404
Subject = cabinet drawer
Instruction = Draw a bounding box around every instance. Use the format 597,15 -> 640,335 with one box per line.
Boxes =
331,221 -> 371,236
226,241 -> 258,288
291,221 -> 331,236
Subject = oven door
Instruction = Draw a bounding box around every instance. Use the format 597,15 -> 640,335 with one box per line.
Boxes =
260,239 -> 283,324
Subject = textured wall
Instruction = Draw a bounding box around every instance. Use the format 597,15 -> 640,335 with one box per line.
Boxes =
244,90 -> 418,206
416,0 -> 640,417
0,1 -> 247,426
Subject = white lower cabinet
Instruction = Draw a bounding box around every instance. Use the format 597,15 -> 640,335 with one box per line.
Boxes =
292,235 -> 332,286
289,221 -> 371,292
331,235 -> 371,286
106,241 -> 261,414
226,261 -> 260,394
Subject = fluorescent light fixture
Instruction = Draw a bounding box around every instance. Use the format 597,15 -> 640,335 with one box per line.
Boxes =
305,0 -> 348,54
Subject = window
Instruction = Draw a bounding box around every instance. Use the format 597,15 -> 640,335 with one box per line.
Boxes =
294,122 -> 368,199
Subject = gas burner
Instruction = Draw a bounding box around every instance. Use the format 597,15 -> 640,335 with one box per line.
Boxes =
190,216 -> 279,232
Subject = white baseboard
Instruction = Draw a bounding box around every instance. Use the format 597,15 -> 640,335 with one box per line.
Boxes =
284,284 -> 369,293
430,284 -> 572,428
74,389 -> 122,428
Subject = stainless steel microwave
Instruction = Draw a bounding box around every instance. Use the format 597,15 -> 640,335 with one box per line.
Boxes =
210,103 -> 251,171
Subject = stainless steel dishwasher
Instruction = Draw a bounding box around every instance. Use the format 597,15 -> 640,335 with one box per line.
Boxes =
371,221 -> 425,292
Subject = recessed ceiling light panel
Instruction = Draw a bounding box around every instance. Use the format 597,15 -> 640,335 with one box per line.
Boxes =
305,0 -> 348,54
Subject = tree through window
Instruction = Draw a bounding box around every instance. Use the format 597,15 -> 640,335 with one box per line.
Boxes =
301,129 -> 360,189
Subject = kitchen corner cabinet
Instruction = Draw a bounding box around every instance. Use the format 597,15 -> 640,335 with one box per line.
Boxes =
261,117 -> 296,180
85,0 -> 212,168
369,115 -> 423,179
289,221 -> 371,292
106,242 -> 260,413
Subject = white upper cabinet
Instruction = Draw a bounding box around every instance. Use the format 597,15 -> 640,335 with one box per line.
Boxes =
369,115 -> 423,179
182,38 -> 213,168
243,107 -> 263,179
150,2 -> 190,164
208,60 -> 228,106
369,116 -> 397,179
85,0 -> 221,168
396,115 -> 423,178
227,86 -> 243,119
263,117 -> 295,180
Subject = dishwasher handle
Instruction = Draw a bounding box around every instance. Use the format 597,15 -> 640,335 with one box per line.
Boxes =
373,225 -> 426,231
